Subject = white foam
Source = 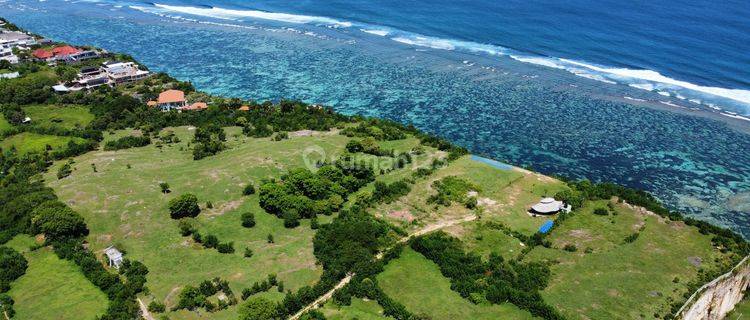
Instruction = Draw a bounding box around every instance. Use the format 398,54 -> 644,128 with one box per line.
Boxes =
509,55 -> 564,69
559,59 -> 750,106
152,3 -> 352,27
360,28 -> 389,36
391,36 -> 455,50
624,96 -> 646,102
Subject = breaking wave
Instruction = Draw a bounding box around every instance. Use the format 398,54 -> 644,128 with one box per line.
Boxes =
126,1 -> 750,115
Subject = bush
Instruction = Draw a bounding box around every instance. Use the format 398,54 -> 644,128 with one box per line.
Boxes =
217,242 -> 235,254
168,194 -> 200,219
267,234 -> 274,243
241,212 -> 256,228
178,220 -> 195,236
159,182 -> 170,194
623,232 -> 640,244
104,136 -> 151,151
563,244 -> 578,252
593,208 -> 609,216
148,301 -> 166,313
57,162 -> 73,179
243,184 -> 256,196
244,248 -> 253,258
203,234 -> 219,249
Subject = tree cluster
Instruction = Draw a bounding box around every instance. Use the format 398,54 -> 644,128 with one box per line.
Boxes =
173,277 -> 237,312
411,232 -> 564,320
103,135 -> 151,151
192,124 -> 226,160
427,176 -> 480,209
241,274 -> 278,300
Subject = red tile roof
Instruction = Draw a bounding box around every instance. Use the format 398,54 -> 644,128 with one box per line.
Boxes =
32,45 -> 81,59
181,102 -> 208,111
238,105 -> 250,111
157,90 -> 185,104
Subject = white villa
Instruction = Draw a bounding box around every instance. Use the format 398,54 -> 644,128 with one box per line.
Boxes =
102,61 -> 150,85
104,246 -> 124,269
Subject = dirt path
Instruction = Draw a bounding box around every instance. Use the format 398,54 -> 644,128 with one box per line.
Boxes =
138,297 -> 155,320
288,214 -> 477,320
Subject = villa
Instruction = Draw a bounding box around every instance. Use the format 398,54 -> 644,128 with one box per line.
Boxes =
529,197 -> 571,215
32,45 -> 80,61
180,102 -> 208,111
102,61 -> 150,84
0,30 -> 36,48
155,89 -> 187,111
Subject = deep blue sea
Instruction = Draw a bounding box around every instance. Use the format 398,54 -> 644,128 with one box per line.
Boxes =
2,0 -> 750,236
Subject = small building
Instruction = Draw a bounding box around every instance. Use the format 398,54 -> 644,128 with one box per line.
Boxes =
238,105 -> 250,111
104,246 -> 124,269
529,197 -> 570,215
180,102 -> 208,111
156,89 -> 186,111
0,31 -> 36,48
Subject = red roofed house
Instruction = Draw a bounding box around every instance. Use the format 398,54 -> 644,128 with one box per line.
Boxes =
179,102 -> 208,111
238,105 -> 250,111
32,45 -> 80,61
156,89 -> 186,111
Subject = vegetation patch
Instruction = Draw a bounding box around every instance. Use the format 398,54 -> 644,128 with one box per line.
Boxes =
0,132 -> 86,154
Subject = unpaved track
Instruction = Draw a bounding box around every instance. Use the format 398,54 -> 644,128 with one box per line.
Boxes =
289,214 -> 477,319
138,297 -> 155,320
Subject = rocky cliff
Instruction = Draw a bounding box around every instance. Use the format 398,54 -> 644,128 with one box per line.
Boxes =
678,256 -> 749,320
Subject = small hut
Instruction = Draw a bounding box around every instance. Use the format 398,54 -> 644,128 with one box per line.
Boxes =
104,246 -> 124,269
529,197 -> 569,215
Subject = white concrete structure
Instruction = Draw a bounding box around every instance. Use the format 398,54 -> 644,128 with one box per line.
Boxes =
104,246 -> 124,269
530,197 -> 570,215
102,62 -> 150,84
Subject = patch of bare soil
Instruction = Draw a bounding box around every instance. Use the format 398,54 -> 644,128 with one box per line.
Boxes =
205,200 -> 243,217
388,210 -> 415,222
687,256 -> 702,267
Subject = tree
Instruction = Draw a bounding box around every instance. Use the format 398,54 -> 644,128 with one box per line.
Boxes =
159,182 -> 170,194
30,201 -> 88,241
57,162 -> 72,179
238,297 -> 278,320
241,212 -> 256,228
0,247 -> 27,291
243,184 -> 256,196
203,234 -> 219,249
168,194 -> 200,219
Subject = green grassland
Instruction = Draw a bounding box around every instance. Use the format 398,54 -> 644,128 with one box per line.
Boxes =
0,132 -> 86,154
320,299 -> 391,320
523,201 -> 730,320
378,247 -> 534,320
44,126 -> 363,319
0,114 -> 12,133
23,104 -> 95,130
5,235 -> 109,320
728,298 -> 750,319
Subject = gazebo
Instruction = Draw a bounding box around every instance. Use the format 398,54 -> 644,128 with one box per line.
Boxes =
529,197 -> 569,215
104,246 -> 124,269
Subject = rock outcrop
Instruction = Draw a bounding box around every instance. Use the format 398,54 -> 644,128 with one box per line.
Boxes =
677,256 -> 749,320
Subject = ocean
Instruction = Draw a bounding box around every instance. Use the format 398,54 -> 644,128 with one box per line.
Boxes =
2,0 -> 749,236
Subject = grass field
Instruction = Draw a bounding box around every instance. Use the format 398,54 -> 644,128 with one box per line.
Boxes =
727,298 -> 750,319
5,235 -> 109,320
320,299 -> 391,320
0,114 -> 12,133
523,200 -> 730,320
44,126 -> 357,319
377,248 -> 534,320
0,132 -> 86,154
23,104 -> 95,130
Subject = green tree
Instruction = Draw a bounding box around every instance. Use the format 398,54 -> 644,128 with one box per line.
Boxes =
168,194 -> 200,219
159,182 -> 170,194
30,201 -> 88,241
0,247 -> 27,291
241,212 -> 256,228
238,297 -> 278,320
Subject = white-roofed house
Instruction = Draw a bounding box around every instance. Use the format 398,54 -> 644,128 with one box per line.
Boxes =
529,197 -> 571,215
104,246 -> 124,269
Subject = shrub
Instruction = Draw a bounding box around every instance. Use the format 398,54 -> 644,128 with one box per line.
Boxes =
243,184 -> 256,196
241,212 -> 256,228
593,208 -> 609,216
159,182 -> 170,194
563,244 -> 578,252
217,242 -> 234,254
244,248 -> 253,258
206,201 -> 213,209
178,220 -> 195,236
104,136 -> 151,151
57,162 -> 72,179
624,232 -> 640,243
0,247 -> 27,291
148,301 -> 166,313
203,234 -> 219,249
168,194 -> 200,219
267,234 -> 274,243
